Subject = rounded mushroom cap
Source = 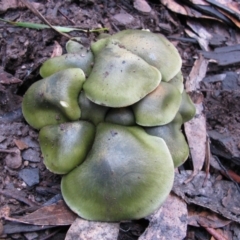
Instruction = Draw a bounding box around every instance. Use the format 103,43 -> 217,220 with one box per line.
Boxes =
145,113 -> 189,167
178,90 -> 196,123
83,40 -> 162,107
40,51 -> 93,78
21,29 -> 192,222
133,82 -> 182,126
61,123 -> 174,221
39,121 -> 95,174
66,38 -> 85,53
168,71 -> 184,93
22,68 -> 85,129
108,29 -> 182,82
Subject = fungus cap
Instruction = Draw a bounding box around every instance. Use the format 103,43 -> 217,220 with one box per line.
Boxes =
133,82 -> 182,126
168,71 -> 184,93
179,90 -> 196,123
61,123 -> 174,221
22,68 -> 85,129
39,121 -> 95,174
145,113 -> 189,167
40,52 -> 93,78
107,29 -> 182,81
83,40 -> 162,107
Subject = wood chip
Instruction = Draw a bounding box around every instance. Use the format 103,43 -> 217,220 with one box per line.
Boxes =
139,194 -> 187,240
50,41 -> 63,58
14,139 -> 29,150
65,218 -> 119,240
173,171 -> 240,223
133,0 -> 152,14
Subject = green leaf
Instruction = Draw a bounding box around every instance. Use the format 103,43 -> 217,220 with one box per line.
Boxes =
0,18 -> 108,33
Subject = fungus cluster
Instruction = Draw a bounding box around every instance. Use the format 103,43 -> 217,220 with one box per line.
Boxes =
22,30 -> 195,222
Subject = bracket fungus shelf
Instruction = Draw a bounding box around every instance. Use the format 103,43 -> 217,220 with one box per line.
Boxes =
22,29 -> 196,222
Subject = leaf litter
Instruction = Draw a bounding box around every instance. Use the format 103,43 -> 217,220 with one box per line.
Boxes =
1,0 -> 240,239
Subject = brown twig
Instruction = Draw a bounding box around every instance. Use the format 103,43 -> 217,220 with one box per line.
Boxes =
205,227 -> 228,240
213,155 -> 240,193
19,0 -> 72,39
198,218 -> 229,240
203,135 -> 210,187
39,229 -> 61,240
58,10 -> 75,25
0,189 -> 39,207
205,0 -> 240,21
0,149 -> 17,154
221,169 -> 240,184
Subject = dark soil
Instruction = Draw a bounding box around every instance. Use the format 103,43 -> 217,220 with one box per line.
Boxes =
0,0 -> 240,239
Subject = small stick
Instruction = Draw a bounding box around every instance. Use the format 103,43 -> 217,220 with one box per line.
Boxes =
19,0 -> 72,39
205,227 -> 228,240
0,149 -> 17,154
58,9 -> 75,25
0,189 -> 39,207
213,155 -> 240,193
203,135 -> 210,187
205,0 -> 240,21
39,229 -> 61,240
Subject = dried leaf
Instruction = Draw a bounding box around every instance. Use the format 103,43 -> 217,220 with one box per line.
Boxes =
218,10 -> 240,28
184,55 -> 208,179
173,171 -> 240,223
0,0 -> 41,14
133,0 -> 152,13
191,0 -> 209,4
187,20 -> 213,50
186,55 -> 209,91
184,103 -> 207,177
14,139 -> 28,150
162,0 -> 188,16
5,200 -> 77,226
188,206 -> 231,228
139,194 -> 187,240
51,41 -> 63,58
65,218 -> 119,240
162,0 -> 218,20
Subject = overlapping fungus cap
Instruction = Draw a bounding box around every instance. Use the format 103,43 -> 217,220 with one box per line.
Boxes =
22,68 -> 85,129
83,39 -> 162,107
21,29 -> 196,222
145,113 -> 189,167
91,29 -> 182,82
61,123 -> 174,221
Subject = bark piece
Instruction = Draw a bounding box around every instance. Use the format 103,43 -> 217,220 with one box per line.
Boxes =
139,194 -> 187,240
173,171 -> 240,223
65,218 -> 119,240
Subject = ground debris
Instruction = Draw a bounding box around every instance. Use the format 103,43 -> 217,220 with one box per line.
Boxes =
0,67 -> 22,116
173,171 -> 240,223
0,0 -> 240,239
162,0 -> 240,29
139,194 -> 187,240
200,46 -> 240,66
5,200 -> 76,226
18,168 -> 39,187
188,205 -> 231,228
65,218 -> 119,240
